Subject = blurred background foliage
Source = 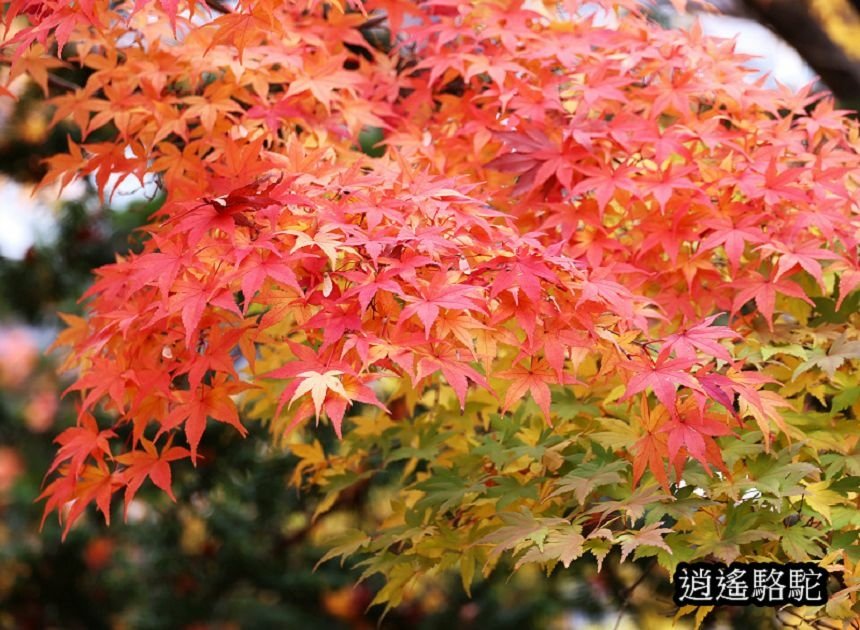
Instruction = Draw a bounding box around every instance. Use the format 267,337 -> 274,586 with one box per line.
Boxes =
0,4 -> 857,629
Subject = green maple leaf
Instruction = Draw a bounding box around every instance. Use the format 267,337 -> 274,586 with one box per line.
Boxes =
646,486 -> 715,525
413,469 -> 488,513
744,456 -> 817,499
802,480 -> 847,524
779,524 -> 825,561
656,532 -> 696,574
486,477 -> 539,510
315,528 -> 371,569
810,290 -> 860,325
551,389 -> 600,420
831,386 -> 860,415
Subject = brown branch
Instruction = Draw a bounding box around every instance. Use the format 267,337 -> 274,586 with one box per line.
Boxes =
359,15 -> 388,31
204,0 -> 232,14
738,0 -> 860,106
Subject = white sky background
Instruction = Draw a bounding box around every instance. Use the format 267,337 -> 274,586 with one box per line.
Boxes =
0,172 -> 156,259
697,15 -> 817,90
0,182 -> 58,260
0,11 -> 817,260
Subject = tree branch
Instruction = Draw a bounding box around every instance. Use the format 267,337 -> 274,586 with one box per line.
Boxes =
613,559 -> 656,630
204,0 -> 232,14
738,0 -> 860,106
48,73 -> 81,92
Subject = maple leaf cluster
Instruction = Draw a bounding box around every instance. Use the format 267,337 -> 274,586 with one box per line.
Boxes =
3,0 -> 860,620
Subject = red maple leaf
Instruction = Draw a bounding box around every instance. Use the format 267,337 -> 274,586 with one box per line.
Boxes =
115,437 -> 190,509
622,347 -> 702,411
496,358 -> 571,424
416,343 -> 492,411
757,239 -> 841,289
631,398 -> 671,490
663,314 -> 739,362
48,412 -> 116,477
660,402 -> 733,469
161,376 -> 249,462
730,271 -> 815,330
699,210 -> 767,274
400,272 -> 487,338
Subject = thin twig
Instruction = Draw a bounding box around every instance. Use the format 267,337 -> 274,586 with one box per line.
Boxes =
48,73 -> 81,92
613,559 -> 655,630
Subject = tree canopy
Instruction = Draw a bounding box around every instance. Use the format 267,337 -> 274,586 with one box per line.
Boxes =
2,0 -> 860,625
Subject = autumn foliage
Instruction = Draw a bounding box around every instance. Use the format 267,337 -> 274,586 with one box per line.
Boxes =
3,0 -> 860,623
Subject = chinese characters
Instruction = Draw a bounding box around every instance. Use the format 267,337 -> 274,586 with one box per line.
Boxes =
673,562 -> 828,607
